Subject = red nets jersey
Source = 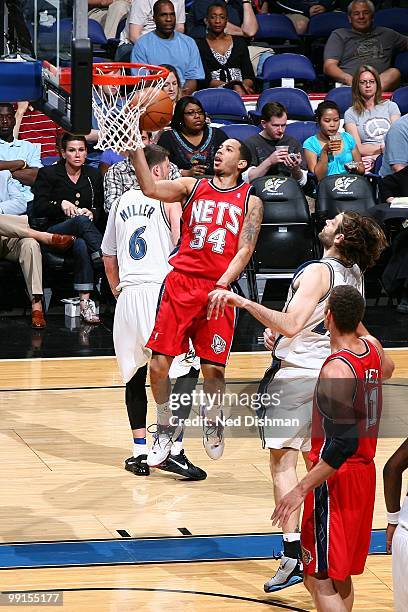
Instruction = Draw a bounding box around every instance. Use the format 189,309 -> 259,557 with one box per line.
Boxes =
310,338 -> 382,466
169,178 -> 254,281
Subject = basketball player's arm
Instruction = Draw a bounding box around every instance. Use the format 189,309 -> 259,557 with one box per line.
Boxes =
215,194 -> 263,288
129,148 -> 195,205
103,255 -> 121,298
272,360 -> 357,527
383,438 -> 408,552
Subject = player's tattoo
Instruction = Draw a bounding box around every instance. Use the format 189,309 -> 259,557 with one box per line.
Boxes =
241,197 -> 263,246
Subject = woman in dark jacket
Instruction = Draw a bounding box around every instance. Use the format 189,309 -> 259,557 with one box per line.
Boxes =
157,96 -> 227,177
196,1 -> 255,93
32,134 -> 104,323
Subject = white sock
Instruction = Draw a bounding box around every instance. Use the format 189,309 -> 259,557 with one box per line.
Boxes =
133,441 -> 147,458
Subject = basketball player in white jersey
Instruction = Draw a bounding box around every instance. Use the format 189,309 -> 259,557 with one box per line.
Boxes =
384,438 -> 408,612
208,210 -> 387,591
102,144 -> 206,481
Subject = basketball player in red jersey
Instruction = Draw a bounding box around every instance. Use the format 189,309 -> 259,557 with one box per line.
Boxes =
130,140 -> 263,464
272,285 -> 394,611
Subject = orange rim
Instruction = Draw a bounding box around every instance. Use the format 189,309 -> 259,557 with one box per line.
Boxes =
92,63 -> 169,86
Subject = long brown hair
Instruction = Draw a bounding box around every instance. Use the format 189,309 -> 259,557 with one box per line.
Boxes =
337,211 -> 387,271
351,65 -> 383,116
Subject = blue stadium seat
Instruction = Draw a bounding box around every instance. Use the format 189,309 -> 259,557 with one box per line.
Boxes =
88,19 -> 108,45
374,8 -> 408,35
395,52 -> 408,80
392,86 -> 408,115
285,121 -> 319,144
254,14 -> 299,50
260,54 -> 316,86
220,124 -> 260,140
325,86 -> 352,118
250,87 -> 315,122
193,88 -> 249,123
307,11 -> 350,37
41,156 -> 60,166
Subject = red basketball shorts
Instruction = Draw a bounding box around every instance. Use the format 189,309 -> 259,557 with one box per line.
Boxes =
146,270 -> 236,365
301,461 -> 375,581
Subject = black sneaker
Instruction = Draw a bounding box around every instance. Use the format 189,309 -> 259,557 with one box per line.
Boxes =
125,455 -> 150,476
158,450 -> 207,480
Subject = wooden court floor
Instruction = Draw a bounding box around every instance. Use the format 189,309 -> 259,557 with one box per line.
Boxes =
0,351 -> 407,611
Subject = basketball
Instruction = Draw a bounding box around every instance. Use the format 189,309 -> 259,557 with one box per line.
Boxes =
139,90 -> 173,132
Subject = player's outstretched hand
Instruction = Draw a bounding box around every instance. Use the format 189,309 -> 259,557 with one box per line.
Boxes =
207,289 -> 246,320
263,328 -> 276,351
271,485 -> 305,528
386,524 -> 397,554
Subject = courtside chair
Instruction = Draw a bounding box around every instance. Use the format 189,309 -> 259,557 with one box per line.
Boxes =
219,124 -> 260,140
392,86 -> 408,115
315,174 -> 377,224
249,175 -> 316,302
374,8 -> 408,34
325,86 -> 352,118
259,53 -> 317,89
249,87 -> 315,123
193,88 -> 249,124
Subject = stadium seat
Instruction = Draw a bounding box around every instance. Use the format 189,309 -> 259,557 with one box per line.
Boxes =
315,174 -> 377,223
41,156 -> 60,166
88,19 -> 108,45
193,88 -> 249,124
395,52 -> 408,81
260,54 -> 317,88
392,86 -> 408,115
250,87 -> 315,122
249,175 -> 316,301
374,8 -> 408,34
219,124 -> 260,140
254,14 -> 299,51
307,11 -> 350,37
285,121 -> 319,144
325,86 -> 352,118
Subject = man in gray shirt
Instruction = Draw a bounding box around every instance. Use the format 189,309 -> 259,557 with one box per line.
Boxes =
324,0 -> 408,91
380,114 -> 408,177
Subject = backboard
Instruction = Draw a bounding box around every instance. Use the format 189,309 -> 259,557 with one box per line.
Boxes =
1,0 -> 92,134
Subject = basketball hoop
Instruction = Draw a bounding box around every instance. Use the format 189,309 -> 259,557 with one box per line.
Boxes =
92,63 -> 169,153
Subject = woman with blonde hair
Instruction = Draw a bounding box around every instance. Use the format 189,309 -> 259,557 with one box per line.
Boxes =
344,65 -> 400,172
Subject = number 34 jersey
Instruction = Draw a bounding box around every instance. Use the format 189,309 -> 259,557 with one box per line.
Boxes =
101,187 -> 174,287
170,178 -> 254,281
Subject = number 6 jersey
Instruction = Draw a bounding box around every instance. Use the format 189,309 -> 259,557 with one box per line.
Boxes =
101,187 -> 174,287
169,178 -> 254,281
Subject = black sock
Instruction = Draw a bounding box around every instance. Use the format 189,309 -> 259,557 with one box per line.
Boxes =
283,539 -> 301,560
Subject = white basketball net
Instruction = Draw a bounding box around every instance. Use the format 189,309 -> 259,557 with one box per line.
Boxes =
92,64 -> 167,153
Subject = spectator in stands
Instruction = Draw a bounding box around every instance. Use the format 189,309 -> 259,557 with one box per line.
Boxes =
32,134 -> 104,324
117,0 -> 185,61
157,96 -> 227,176
380,114 -> 408,177
187,0 -> 258,39
323,0 -> 408,91
0,103 -> 42,210
244,102 -> 307,187
88,0 -> 131,40
267,0 -> 336,36
104,146 -> 181,212
344,64 -> 400,172
304,100 -> 364,181
196,1 -> 256,93
130,0 -> 204,95
99,130 -> 152,176
14,102 -> 63,159
0,169 -> 74,328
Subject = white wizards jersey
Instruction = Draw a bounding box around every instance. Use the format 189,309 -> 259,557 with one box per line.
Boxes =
273,257 -> 363,370
101,187 -> 174,287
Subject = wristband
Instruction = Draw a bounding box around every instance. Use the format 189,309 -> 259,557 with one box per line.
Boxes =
387,510 -> 400,525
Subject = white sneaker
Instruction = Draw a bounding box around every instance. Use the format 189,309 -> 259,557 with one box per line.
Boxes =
146,427 -> 173,467
201,406 -> 225,460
